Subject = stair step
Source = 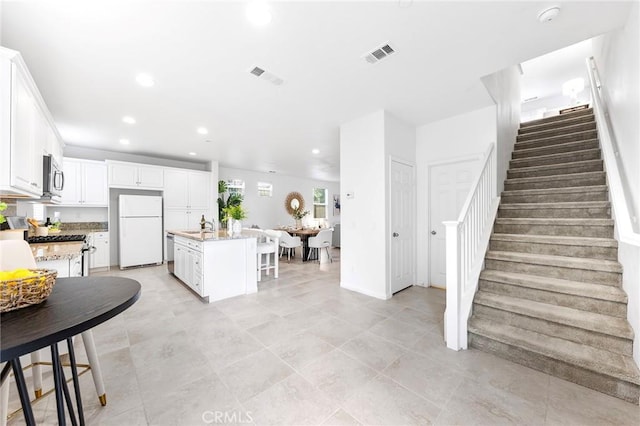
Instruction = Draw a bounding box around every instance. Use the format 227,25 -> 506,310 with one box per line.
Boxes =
479,270 -> 627,316
489,232 -> 617,259
517,120 -> 596,141
514,129 -> 598,150
513,139 -> 599,159
504,171 -> 606,192
474,291 -> 633,353
520,108 -> 593,129
494,217 -> 614,238
485,250 -> 622,286
519,112 -> 594,134
507,159 -> 603,179
510,148 -> 600,169
468,317 -> 640,404
501,185 -> 608,204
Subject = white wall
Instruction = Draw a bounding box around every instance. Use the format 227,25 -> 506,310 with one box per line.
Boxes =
592,4 -> 640,365
592,6 -> 640,231
481,65 -> 522,193
415,105 -> 496,286
339,110 -> 416,299
521,91 -> 591,123
340,110 -> 387,299
218,167 -> 339,230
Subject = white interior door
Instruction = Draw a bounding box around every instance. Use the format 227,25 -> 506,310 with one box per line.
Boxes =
390,159 -> 415,294
429,159 -> 479,288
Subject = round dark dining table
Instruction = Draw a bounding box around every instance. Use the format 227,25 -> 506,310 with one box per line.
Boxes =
1,276 -> 141,425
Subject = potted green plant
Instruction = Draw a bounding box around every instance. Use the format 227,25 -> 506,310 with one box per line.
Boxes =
0,202 -> 6,225
217,180 -> 243,227
223,204 -> 248,235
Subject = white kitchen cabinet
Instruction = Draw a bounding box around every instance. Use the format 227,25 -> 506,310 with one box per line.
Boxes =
107,161 -> 164,189
61,158 -> 108,206
0,47 -> 63,198
173,236 -> 203,296
89,232 -> 110,269
37,256 -> 82,278
165,209 -> 209,232
164,169 -> 211,210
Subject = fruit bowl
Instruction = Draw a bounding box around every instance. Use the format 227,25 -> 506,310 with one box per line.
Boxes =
0,269 -> 58,313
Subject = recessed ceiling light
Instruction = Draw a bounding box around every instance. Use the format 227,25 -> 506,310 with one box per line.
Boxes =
189,152 -> 197,156
119,139 -> 130,145
311,148 -> 320,154
122,116 -> 136,124
136,73 -> 155,87
197,127 -> 208,135
246,1 -> 272,26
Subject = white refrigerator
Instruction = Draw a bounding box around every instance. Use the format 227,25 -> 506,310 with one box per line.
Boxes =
119,195 -> 163,268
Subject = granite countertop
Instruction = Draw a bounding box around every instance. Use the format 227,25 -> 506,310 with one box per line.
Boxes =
168,230 -> 253,242
30,242 -> 84,262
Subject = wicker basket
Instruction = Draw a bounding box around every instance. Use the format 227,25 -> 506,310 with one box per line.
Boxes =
0,269 -> 58,313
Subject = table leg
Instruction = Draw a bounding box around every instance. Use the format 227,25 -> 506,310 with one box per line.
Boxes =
50,343 -> 67,426
9,359 -> 35,426
66,338 -> 85,426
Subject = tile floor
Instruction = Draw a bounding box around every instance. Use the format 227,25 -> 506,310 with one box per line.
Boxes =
5,249 -> 640,425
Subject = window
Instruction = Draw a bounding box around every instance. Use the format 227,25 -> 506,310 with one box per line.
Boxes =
257,182 -> 273,197
226,179 -> 245,196
313,188 -> 328,219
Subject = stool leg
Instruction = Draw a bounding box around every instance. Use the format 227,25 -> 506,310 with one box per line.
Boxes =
256,253 -> 262,282
266,252 -> 270,276
274,251 -> 279,278
80,331 -> 106,406
30,351 -> 42,398
1,368 -> 9,426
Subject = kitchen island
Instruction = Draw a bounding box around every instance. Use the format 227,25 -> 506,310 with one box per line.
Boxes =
31,241 -> 84,277
167,230 -> 257,303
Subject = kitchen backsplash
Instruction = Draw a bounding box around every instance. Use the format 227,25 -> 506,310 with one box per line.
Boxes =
60,222 -> 108,231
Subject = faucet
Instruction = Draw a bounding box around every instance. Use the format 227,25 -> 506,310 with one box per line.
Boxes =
203,221 -> 214,231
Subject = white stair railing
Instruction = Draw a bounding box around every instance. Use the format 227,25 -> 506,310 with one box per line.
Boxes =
586,57 -> 640,246
444,142 -> 500,350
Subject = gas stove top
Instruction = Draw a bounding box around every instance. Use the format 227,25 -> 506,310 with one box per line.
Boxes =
27,234 -> 87,244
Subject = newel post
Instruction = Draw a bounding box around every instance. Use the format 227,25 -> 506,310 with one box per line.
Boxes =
443,220 -> 462,350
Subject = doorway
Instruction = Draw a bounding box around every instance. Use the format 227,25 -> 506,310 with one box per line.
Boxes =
390,159 -> 415,295
428,158 -> 480,288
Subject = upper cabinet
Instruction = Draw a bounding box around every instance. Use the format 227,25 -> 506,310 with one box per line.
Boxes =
107,161 -> 164,190
60,158 -> 108,206
164,169 -> 211,210
0,47 -> 64,198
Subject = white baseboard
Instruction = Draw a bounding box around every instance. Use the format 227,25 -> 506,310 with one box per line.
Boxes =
340,281 -> 389,300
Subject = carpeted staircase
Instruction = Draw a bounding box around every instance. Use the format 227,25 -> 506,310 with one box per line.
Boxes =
468,108 -> 640,404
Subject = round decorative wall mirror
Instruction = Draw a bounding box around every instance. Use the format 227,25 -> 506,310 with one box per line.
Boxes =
285,192 -> 305,215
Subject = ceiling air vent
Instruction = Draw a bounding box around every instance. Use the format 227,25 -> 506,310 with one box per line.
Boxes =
248,65 -> 284,86
364,43 -> 396,64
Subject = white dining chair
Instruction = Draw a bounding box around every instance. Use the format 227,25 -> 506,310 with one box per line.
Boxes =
279,231 -> 302,261
0,240 -> 107,426
307,229 -> 333,263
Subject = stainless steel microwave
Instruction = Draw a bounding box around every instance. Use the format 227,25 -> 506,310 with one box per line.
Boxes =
42,154 -> 64,202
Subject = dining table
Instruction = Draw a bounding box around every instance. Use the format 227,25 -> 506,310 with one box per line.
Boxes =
279,228 -> 320,261
1,276 -> 141,426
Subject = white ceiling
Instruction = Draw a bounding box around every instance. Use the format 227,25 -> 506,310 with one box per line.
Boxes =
0,1 -> 632,182
521,38 -> 593,103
